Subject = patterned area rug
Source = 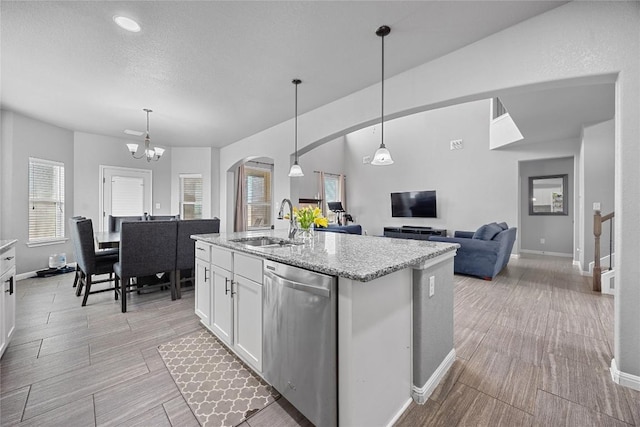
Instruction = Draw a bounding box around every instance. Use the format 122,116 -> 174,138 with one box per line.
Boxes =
158,330 -> 279,426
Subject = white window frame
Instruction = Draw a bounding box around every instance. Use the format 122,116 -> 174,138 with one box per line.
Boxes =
245,163 -> 273,231
27,157 -> 67,247
179,173 -> 203,220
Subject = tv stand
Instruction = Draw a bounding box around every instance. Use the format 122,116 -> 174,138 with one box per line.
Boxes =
383,226 -> 446,240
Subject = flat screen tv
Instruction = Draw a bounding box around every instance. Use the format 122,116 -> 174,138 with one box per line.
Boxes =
391,190 -> 437,218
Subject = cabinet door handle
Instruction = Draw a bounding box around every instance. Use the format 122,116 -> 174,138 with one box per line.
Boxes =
4,277 -> 13,295
224,278 -> 230,295
196,247 -> 205,252
230,280 -> 237,297
4,256 -> 14,261
204,267 -> 209,282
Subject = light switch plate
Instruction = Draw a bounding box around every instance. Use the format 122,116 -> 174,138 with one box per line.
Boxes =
450,139 -> 463,150
363,155 -> 371,164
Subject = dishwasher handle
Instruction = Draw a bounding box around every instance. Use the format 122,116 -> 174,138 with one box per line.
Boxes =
264,269 -> 331,298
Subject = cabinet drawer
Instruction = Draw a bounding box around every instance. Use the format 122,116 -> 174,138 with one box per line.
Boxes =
211,246 -> 233,271
234,252 -> 263,284
1,246 -> 16,276
195,241 -> 211,262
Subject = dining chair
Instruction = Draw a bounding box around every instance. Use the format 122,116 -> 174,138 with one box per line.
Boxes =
114,221 -> 178,313
108,215 -> 144,232
69,218 -> 119,306
175,218 -> 220,299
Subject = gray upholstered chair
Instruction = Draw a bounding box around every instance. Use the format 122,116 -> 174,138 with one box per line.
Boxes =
113,221 -> 178,313
108,215 -> 143,233
175,218 -> 220,298
69,218 -> 119,306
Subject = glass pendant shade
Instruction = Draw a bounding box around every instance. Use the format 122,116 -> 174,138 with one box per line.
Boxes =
290,79 -> 304,177
371,144 -> 394,165
126,143 -> 139,154
372,25 -> 394,166
288,162 -> 304,177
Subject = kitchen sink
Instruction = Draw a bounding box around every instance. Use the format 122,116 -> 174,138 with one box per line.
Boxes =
230,236 -> 301,248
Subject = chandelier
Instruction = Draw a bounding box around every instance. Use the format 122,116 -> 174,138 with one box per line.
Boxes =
126,108 -> 164,162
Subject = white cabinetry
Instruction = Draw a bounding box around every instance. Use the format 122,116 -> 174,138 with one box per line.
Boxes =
194,241 -> 211,326
194,241 -> 263,372
1,241 -> 17,359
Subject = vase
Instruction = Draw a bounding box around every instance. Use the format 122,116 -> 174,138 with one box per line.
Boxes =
298,227 -> 314,242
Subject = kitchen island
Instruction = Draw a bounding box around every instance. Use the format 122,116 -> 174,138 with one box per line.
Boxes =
192,230 -> 458,427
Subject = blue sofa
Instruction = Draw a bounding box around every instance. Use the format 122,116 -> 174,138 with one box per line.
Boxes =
315,224 -> 362,235
428,222 -> 517,280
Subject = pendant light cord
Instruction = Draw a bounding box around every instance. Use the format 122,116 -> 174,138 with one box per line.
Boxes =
295,81 -> 298,162
381,29 -> 385,149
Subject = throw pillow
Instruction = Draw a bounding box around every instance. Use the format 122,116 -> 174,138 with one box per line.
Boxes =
497,222 -> 508,230
473,223 -> 502,240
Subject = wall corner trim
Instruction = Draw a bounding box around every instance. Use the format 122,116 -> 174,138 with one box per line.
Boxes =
610,358 -> 640,392
411,348 -> 456,404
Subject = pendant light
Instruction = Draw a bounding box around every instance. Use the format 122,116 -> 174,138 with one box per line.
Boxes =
371,25 -> 394,166
288,79 -> 304,177
126,108 -> 164,162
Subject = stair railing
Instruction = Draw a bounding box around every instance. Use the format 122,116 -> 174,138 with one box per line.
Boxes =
593,209 -> 614,292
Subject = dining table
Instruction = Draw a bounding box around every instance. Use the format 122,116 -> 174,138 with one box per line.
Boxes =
94,231 -> 120,249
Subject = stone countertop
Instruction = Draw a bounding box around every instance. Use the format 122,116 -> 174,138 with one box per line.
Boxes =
0,239 -> 17,252
192,230 -> 458,282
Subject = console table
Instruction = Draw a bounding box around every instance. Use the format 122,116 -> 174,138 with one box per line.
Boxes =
383,226 -> 447,240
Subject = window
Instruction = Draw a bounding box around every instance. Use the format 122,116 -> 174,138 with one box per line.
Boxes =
493,97 -> 507,119
324,174 -> 340,223
245,163 -> 272,230
180,174 -> 203,220
28,157 -> 65,244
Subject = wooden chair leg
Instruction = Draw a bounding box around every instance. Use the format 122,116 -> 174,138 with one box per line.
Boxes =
75,271 -> 86,297
73,265 -> 80,288
175,270 -> 182,300
81,276 -> 92,306
121,277 -> 128,313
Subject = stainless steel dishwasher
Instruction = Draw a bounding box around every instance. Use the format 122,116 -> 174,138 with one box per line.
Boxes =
263,259 -> 337,427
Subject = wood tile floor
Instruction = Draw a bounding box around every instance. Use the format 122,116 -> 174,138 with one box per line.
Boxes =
1,254 -> 638,426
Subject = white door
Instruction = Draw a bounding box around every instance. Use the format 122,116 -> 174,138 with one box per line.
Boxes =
211,264 -> 233,345
233,274 -> 263,371
195,258 -> 211,326
100,166 -> 152,231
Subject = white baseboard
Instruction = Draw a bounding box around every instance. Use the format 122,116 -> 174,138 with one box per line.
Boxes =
611,358 -> 640,391
411,348 -> 456,404
520,249 -> 573,258
385,397 -> 413,427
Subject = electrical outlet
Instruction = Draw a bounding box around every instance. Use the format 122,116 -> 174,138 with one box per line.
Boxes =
429,276 -> 435,297
155,203 -> 161,209
362,155 -> 371,164
540,238 -> 545,244
450,139 -> 463,150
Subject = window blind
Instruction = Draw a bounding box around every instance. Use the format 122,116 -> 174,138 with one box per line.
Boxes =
28,157 -> 65,242
111,176 -> 144,216
180,175 -> 203,220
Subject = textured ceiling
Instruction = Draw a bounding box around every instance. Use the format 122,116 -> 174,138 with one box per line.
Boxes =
1,1 -> 567,148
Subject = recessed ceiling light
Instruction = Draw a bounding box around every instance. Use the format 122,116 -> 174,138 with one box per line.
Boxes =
113,15 -> 141,33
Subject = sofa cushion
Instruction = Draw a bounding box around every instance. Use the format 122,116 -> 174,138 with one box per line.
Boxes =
497,222 -> 508,230
473,223 -> 502,241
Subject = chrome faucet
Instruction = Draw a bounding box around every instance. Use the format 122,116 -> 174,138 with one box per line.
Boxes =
278,198 -> 298,239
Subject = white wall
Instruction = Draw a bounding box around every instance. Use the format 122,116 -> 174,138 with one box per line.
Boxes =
519,157 -> 574,255
290,136 -> 345,207
218,2 -> 639,379
170,147 -> 213,218
73,132 -> 172,229
580,119 -> 615,272
0,111 -> 75,274
343,101 -> 580,243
